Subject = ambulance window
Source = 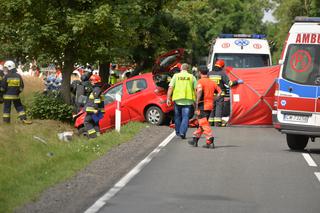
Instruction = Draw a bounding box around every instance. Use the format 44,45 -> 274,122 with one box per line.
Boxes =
214,54 -> 270,69
282,44 -> 320,85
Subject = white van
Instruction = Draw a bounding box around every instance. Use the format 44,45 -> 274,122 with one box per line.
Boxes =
207,34 -> 272,71
273,17 -> 320,150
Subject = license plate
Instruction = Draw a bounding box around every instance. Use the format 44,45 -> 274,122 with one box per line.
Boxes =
284,114 -> 309,123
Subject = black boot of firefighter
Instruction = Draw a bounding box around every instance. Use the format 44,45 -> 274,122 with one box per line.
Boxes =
188,137 -> 199,147
202,137 -> 214,149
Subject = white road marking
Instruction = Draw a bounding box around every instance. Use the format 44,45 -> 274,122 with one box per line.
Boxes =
302,153 -> 317,167
315,172 -> 320,183
84,131 -> 176,213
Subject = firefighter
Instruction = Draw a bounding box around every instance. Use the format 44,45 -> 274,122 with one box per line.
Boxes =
2,60 -> 32,124
84,74 -> 105,138
188,66 -> 222,148
208,59 -> 243,127
0,64 -> 4,104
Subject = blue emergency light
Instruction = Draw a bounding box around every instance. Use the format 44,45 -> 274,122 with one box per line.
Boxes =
219,34 -> 266,39
294,16 -> 320,23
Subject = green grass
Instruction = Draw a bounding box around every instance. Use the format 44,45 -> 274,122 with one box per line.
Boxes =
0,120 -> 146,213
0,76 -> 147,213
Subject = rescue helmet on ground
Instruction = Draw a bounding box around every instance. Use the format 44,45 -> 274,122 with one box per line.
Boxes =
4,60 -> 16,70
90,74 -> 101,84
214,59 -> 225,68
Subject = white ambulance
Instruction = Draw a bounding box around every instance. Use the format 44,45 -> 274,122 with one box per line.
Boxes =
273,17 -> 320,150
207,34 -> 272,71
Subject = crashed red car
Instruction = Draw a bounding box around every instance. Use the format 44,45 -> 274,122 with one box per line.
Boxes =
74,48 -> 184,133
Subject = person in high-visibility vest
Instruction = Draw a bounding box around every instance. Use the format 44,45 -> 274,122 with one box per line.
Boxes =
188,65 -> 221,148
167,63 -> 197,139
2,60 -> 32,124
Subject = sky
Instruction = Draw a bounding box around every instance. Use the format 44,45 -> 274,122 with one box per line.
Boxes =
262,9 -> 277,23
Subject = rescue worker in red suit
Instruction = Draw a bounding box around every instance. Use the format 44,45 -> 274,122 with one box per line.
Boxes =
84,74 -> 105,138
1,60 -> 32,124
188,65 -> 222,148
208,59 -> 243,126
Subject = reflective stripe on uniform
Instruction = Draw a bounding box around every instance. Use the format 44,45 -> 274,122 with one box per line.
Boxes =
94,99 -> 101,104
3,113 -> 10,118
3,94 -> 19,100
100,109 -> 105,112
88,128 -> 96,135
7,78 -> 21,87
18,111 -> 26,116
212,117 -> 222,122
86,107 -> 97,113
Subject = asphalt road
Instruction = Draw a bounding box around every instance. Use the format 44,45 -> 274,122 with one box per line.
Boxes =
92,127 -> 320,213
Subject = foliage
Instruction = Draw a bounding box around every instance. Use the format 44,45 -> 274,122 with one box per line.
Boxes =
0,121 -> 146,213
27,92 -> 73,122
267,0 -> 320,62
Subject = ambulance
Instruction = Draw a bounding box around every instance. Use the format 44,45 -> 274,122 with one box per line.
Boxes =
207,34 -> 272,71
273,17 -> 320,150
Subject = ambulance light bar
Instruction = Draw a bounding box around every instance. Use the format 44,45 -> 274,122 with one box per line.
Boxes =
294,16 -> 320,23
219,34 -> 266,39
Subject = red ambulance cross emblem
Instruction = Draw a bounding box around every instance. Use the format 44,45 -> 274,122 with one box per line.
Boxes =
290,50 -> 312,73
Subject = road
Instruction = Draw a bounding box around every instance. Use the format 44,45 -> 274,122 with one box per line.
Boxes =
87,127 -> 320,213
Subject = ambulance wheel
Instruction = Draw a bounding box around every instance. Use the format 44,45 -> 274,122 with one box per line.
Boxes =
145,106 -> 164,125
78,127 -> 88,137
286,134 -> 309,150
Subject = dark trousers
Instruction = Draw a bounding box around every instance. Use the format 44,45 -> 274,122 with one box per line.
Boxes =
3,99 -> 26,123
209,96 -> 224,123
84,114 -> 100,138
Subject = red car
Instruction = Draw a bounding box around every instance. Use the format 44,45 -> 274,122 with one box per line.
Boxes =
75,48 -> 184,133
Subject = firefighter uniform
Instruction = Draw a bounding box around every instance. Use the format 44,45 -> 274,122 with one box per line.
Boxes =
2,68 -> 28,123
0,67 -> 4,104
84,76 -> 105,138
208,60 -> 239,126
188,66 -> 222,148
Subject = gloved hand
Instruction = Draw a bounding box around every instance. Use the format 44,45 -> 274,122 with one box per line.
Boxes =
237,79 -> 244,84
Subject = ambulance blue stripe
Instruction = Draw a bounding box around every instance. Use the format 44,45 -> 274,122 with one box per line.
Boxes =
278,79 -> 317,98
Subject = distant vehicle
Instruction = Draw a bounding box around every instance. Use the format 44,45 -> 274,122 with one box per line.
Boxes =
207,34 -> 272,70
273,17 -> 320,150
74,49 -> 184,133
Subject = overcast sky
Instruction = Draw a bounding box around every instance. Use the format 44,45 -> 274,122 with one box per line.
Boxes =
263,10 -> 277,23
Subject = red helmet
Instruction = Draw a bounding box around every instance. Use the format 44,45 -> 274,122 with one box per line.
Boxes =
90,74 -> 101,84
214,59 -> 225,68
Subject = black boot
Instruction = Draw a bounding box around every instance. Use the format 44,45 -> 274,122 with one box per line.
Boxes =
188,137 -> 199,147
202,137 -> 214,149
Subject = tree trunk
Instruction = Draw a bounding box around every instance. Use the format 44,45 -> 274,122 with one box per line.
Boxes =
61,47 -> 75,105
99,62 -> 110,84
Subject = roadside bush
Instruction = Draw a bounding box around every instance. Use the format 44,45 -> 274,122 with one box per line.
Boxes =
27,92 -> 73,122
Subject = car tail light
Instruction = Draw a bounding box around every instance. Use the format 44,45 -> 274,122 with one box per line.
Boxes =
154,87 -> 167,96
273,80 -> 279,109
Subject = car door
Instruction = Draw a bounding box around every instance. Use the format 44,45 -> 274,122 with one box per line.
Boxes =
122,78 -> 149,121
99,84 -> 130,132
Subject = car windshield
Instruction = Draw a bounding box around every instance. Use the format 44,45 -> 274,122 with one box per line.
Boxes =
104,84 -> 123,105
282,44 -> 320,86
213,53 -> 270,69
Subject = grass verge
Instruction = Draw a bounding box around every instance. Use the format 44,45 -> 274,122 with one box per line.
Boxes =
0,120 -> 146,213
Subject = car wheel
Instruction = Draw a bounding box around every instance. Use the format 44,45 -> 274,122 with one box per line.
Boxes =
78,126 -> 88,137
286,134 -> 309,150
145,106 -> 165,125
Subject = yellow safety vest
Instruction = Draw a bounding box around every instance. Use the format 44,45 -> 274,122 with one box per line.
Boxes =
172,72 -> 195,101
